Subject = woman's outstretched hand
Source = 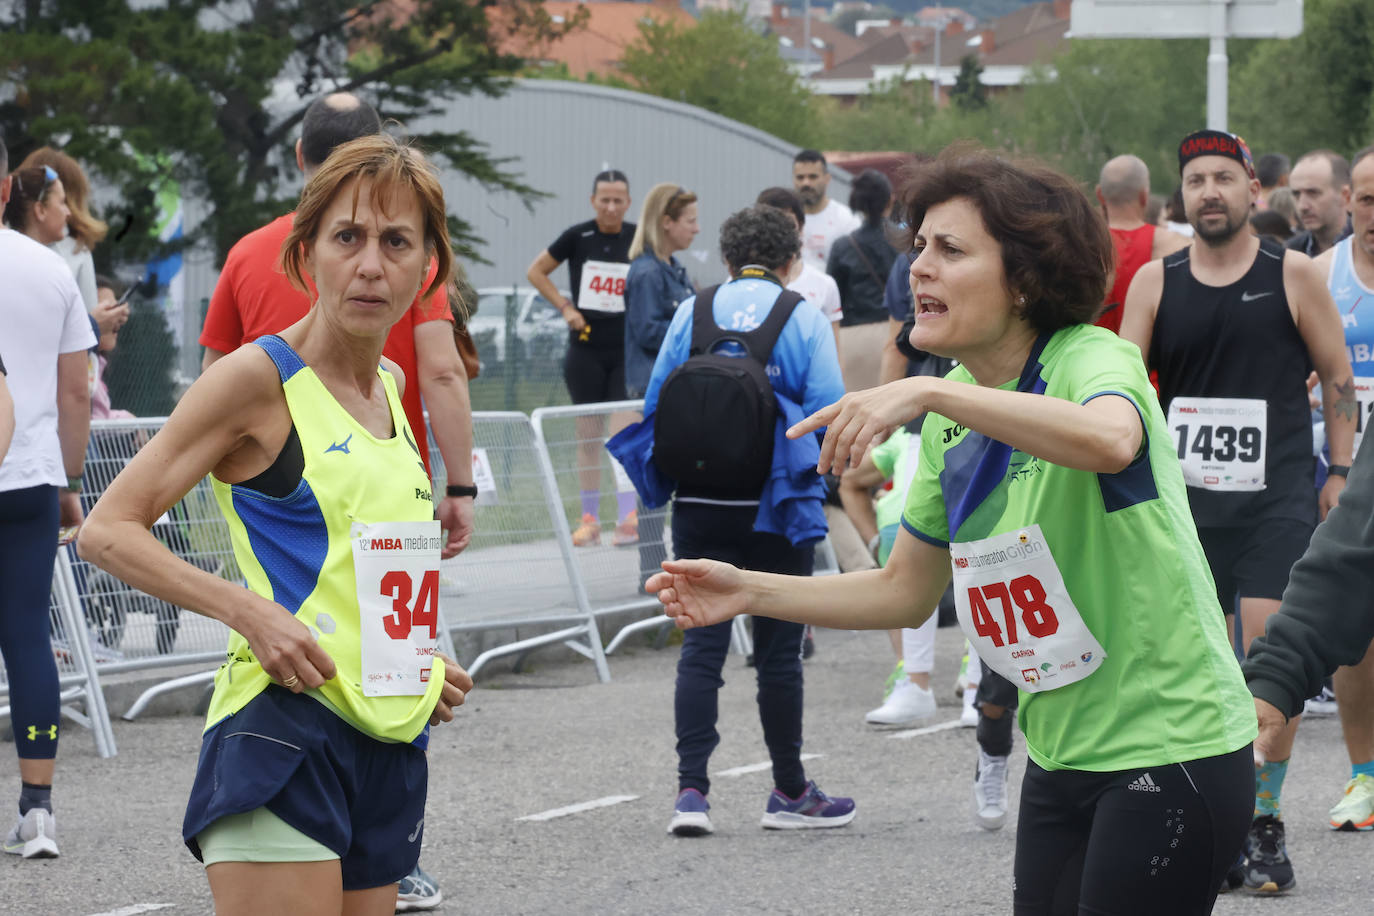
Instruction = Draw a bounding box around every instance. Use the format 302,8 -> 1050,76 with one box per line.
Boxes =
646,559 -> 750,629
787,378 -> 929,474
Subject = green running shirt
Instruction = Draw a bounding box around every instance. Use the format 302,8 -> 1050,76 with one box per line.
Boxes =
206,336 -> 444,745
902,324 -> 1256,771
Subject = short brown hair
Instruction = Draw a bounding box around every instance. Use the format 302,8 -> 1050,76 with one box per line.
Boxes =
901,145 -> 1112,332
19,147 -> 107,250
281,134 -> 452,300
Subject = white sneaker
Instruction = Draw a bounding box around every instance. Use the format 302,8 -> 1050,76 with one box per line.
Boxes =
973,750 -> 1008,831
865,679 -> 937,727
1304,686 -> 1338,717
960,700 -> 979,728
3,808 -> 59,859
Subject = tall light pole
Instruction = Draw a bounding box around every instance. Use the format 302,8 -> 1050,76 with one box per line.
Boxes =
930,12 -> 955,106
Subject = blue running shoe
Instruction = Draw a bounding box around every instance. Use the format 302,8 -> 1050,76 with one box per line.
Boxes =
395,862 -> 442,912
760,780 -> 856,830
668,788 -> 713,836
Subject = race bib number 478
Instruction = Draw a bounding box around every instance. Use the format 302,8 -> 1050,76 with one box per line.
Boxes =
352,520 -> 442,697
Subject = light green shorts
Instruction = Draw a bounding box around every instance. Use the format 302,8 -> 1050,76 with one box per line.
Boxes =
198,806 -> 337,865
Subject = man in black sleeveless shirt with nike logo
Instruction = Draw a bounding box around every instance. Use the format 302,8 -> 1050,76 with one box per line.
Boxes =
1122,129 -> 1357,897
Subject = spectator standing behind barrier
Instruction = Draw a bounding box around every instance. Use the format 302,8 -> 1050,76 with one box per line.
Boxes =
1093,155 -> 1189,334
793,149 -> 860,272
0,133 -> 96,860
651,147 -> 1258,912
527,170 -> 639,548
827,169 -> 898,392
78,135 -> 473,914
624,184 -> 698,584
19,147 -> 108,312
1122,128 -> 1357,896
1307,144 -> 1374,834
1287,150 -> 1352,257
609,205 -> 851,837
755,187 -> 842,353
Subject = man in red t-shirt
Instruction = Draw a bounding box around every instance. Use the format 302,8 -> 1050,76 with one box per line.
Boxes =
1095,155 -> 1191,334
200,93 -> 475,561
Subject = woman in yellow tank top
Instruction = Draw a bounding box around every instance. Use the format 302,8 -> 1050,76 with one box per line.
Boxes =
79,135 -> 472,916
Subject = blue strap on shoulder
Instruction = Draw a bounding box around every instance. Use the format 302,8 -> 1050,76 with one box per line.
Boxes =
251,335 -> 306,382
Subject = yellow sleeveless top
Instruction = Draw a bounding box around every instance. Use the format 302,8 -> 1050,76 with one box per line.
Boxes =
206,335 -> 444,744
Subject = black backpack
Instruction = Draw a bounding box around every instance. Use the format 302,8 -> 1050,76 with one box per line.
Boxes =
653,283 -> 801,494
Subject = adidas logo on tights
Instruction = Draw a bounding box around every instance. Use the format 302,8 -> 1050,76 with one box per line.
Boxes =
1127,772 -> 1162,793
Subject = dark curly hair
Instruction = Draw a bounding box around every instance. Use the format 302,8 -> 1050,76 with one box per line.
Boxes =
719,205 -> 801,274
901,144 -> 1112,332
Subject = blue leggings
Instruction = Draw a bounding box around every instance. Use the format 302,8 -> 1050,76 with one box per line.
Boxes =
0,486 -> 61,759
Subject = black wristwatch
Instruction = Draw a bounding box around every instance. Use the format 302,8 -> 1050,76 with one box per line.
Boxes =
446,484 -> 479,499
1328,464 -> 1351,478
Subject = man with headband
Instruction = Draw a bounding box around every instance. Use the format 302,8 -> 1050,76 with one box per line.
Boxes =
1122,129 -> 1357,896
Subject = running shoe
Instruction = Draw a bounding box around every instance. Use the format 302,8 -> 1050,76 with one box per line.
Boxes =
395,862 -> 443,912
1329,773 -> 1374,831
760,781 -> 856,829
973,750 -> 1008,831
571,513 -> 601,547
3,808 -> 59,859
882,659 -> 906,699
612,510 -> 639,547
667,788 -> 713,837
960,700 -> 979,728
1303,685 -> 1338,717
1242,814 -> 1295,894
864,679 -> 937,727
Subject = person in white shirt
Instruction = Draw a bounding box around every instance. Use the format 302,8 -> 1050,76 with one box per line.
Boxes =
756,187 -> 842,353
793,149 -> 861,273
0,135 -> 95,861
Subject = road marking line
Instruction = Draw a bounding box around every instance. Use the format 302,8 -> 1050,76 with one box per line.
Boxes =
86,905 -> 175,916
715,752 -> 821,778
517,794 -> 639,822
887,718 -> 965,739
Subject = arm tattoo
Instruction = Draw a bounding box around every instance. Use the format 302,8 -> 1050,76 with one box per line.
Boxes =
1333,377 -> 1358,422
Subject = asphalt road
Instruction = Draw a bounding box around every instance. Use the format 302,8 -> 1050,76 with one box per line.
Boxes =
4,624 -> 1370,915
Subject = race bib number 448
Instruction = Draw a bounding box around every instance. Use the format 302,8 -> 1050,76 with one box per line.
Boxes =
578,260 -> 630,314
352,520 -> 442,697
950,525 -> 1106,694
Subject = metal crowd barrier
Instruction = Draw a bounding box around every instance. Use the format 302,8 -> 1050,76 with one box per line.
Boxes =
427,411 -> 611,681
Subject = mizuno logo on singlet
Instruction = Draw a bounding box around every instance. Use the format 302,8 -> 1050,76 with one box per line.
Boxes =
1241,291 -> 1274,302
325,434 -> 353,455
1127,772 -> 1162,793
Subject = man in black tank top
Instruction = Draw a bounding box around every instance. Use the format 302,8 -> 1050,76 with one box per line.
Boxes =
1122,129 -> 1357,896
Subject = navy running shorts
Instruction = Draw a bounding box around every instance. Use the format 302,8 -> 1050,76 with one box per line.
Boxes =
183,685 -> 428,890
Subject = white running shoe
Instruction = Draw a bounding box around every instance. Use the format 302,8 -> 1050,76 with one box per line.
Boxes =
973,750 -> 1008,831
960,703 -> 979,728
865,679 -> 937,727
3,808 -> 59,859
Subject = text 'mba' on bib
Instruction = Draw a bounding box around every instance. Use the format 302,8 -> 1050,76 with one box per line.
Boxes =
208,335 -> 444,745
901,325 -> 1257,771
1166,397 -> 1266,491
577,260 -> 629,314
951,525 -> 1105,693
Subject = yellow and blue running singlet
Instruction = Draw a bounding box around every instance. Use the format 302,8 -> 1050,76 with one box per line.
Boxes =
206,335 -> 444,745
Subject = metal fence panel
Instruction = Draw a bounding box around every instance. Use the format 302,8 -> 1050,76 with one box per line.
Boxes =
426,411 -> 610,681
529,401 -> 670,648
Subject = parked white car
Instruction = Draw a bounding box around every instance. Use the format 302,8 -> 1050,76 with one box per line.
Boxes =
467,286 -> 570,366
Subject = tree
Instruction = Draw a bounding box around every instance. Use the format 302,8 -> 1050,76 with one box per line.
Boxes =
1231,0 -> 1374,158
618,10 -> 815,145
0,1 -> 582,267
950,54 -> 987,110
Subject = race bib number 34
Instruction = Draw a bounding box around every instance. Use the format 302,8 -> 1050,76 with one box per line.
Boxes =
1167,397 -> 1266,491
352,520 -> 442,697
950,525 -> 1105,694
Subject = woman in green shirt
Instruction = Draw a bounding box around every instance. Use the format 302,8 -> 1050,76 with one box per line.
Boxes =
648,146 -> 1256,915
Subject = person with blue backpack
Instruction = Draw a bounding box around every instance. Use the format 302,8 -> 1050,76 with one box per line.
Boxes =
609,205 -> 850,837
